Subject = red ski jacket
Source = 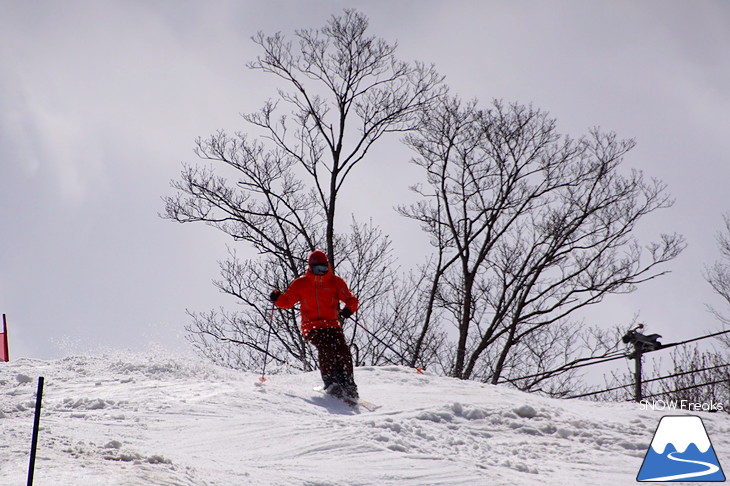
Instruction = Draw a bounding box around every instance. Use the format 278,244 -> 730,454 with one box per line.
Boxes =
274,268 -> 359,337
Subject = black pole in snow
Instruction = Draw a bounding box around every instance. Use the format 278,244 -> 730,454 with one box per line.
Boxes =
27,376 -> 44,486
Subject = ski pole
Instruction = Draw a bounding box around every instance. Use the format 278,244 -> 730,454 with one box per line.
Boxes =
27,376 -> 44,486
352,318 -> 423,373
259,301 -> 276,383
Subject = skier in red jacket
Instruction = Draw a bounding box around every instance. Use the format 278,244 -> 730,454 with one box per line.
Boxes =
270,250 -> 360,401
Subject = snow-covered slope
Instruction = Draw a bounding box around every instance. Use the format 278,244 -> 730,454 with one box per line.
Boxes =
1,351 -> 728,485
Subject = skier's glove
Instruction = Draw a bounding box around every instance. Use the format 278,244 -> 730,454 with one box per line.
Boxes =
269,290 -> 281,303
339,308 -> 353,320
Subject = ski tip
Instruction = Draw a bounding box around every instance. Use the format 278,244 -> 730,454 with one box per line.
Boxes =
357,400 -> 380,412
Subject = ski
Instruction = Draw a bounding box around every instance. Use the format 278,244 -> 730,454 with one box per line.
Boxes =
313,386 -> 380,412
355,399 -> 380,412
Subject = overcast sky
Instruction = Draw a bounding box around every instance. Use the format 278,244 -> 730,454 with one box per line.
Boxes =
1,1 -> 728,369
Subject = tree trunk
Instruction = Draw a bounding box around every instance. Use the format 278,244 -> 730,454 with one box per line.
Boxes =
453,272 -> 475,378
490,321 -> 518,384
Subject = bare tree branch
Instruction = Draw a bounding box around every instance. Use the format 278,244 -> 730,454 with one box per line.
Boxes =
401,95 -> 685,383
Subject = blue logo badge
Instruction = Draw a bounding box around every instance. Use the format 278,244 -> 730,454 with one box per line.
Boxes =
637,415 -> 725,482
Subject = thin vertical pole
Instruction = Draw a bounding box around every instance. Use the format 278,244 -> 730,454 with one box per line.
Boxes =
634,345 -> 643,402
259,302 -> 276,383
27,377 -> 45,486
2,314 -> 9,362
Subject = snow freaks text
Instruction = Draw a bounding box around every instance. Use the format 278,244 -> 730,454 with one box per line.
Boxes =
640,399 -> 725,412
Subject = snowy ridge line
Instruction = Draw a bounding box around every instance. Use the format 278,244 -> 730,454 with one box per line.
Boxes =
1,351 -> 729,485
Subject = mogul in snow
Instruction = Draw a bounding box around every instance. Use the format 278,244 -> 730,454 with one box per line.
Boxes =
270,250 -> 360,401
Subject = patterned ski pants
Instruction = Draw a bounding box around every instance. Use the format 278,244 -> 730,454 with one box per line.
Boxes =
305,327 -> 355,386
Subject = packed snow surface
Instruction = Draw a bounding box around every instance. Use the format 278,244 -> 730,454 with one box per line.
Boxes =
1,351 -> 728,485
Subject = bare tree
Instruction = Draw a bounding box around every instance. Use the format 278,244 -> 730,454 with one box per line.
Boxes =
638,211 -> 730,409
650,346 -> 729,412
355,260 -> 449,369
596,345 -> 729,414
163,133 -> 320,370
244,9 -> 443,268
574,215 -> 730,404
163,10 -> 442,371
400,96 -> 686,382
705,212 -> 730,341
495,321 -> 628,397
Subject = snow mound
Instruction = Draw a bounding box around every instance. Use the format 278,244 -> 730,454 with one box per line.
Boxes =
1,352 -> 728,485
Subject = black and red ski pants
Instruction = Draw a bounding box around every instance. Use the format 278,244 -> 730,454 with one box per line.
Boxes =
305,326 -> 357,393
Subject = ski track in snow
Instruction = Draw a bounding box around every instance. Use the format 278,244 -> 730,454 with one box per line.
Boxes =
1,352 -> 728,485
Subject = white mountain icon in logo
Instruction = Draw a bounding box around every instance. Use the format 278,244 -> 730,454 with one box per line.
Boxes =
637,415 -> 725,482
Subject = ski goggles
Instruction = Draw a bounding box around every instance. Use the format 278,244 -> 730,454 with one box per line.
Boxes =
311,264 -> 328,275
